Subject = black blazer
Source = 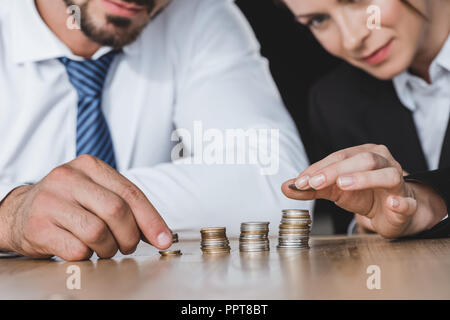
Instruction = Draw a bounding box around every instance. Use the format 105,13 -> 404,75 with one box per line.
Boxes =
307,62 -> 450,234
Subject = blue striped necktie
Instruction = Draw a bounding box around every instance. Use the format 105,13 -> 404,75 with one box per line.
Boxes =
59,51 -> 119,169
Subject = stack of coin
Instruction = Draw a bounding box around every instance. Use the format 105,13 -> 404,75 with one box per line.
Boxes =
277,209 -> 311,249
159,250 -> 182,257
200,227 -> 230,254
239,222 -> 270,252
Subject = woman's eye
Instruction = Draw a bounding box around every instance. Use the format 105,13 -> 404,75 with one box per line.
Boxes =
349,0 -> 368,4
306,15 -> 328,28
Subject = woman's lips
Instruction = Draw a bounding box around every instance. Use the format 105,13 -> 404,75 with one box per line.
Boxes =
362,39 -> 394,66
101,0 -> 146,18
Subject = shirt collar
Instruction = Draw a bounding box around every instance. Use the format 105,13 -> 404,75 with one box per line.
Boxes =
9,0 -> 136,63
392,72 -> 416,112
393,34 -> 450,112
435,34 -> 450,73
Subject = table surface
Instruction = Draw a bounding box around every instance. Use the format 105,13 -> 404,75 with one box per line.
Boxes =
1,234 -> 449,300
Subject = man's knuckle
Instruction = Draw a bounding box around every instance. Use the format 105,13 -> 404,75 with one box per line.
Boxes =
76,154 -> 100,170
121,241 -> 138,255
68,244 -> 92,261
129,233 -> 141,249
49,165 -> 73,182
107,198 -> 127,219
102,246 -> 119,259
122,184 -> 142,202
86,221 -> 109,244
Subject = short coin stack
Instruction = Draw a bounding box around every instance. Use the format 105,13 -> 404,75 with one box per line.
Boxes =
239,222 -> 270,252
200,227 -> 230,254
159,250 -> 182,257
277,209 -> 311,249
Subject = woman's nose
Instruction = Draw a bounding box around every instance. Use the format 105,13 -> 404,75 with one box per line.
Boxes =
336,9 -> 371,52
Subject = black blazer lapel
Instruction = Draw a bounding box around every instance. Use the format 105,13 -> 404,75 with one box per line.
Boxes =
439,117 -> 450,168
365,79 -> 429,172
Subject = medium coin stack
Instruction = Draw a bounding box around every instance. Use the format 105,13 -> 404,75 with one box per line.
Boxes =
200,227 -> 230,254
239,222 -> 270,252
277,209 -> 311,249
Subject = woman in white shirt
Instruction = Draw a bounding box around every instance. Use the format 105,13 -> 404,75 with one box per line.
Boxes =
278,0 -> 450,237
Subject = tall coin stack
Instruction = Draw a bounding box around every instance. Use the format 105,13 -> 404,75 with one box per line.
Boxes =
277,209 -> 311,249
200,227 -> 231,254
239,222 -> 270,252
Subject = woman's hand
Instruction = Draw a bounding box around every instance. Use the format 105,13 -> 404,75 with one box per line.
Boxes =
282,144 -> 447,239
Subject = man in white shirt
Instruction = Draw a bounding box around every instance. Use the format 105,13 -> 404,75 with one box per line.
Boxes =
0,0 -> 310,260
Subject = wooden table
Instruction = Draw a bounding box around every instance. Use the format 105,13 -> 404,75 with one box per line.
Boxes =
1,234 -> 449,299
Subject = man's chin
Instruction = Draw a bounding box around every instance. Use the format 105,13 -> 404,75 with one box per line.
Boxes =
81,28 -> 133,48
80,17 -> 144,47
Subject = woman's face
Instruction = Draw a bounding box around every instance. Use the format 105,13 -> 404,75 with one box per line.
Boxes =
283,0 -> 428,80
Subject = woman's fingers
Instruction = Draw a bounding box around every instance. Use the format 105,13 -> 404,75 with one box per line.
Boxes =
293,144 -> 399,190
299,152 -> 392,191
336,167 -> 403,191
388,195 -> 417,218
294,147 -> 365,188
282,179 -> 333,201
282,179 -> 317,200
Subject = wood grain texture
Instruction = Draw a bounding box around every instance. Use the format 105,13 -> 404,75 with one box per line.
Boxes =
1,234 -> 449,299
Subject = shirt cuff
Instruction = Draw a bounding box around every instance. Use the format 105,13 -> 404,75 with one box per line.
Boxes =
0,251 -> 21,258
347,218 -> 358,235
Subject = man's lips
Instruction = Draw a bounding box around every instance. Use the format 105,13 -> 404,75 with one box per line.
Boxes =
361,39 -> 394,66
102,0 -> 146,18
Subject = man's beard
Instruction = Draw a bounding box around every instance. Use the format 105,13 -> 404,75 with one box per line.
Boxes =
63,0 -> 156,48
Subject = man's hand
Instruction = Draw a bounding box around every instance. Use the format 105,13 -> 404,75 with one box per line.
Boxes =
0,155 -> 172,261
282,144 -> 448,239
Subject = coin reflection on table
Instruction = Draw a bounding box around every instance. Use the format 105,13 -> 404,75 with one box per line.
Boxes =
239,250 -> 270,273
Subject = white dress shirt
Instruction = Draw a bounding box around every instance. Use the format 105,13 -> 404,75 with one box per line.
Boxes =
0,0 -> 311,237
